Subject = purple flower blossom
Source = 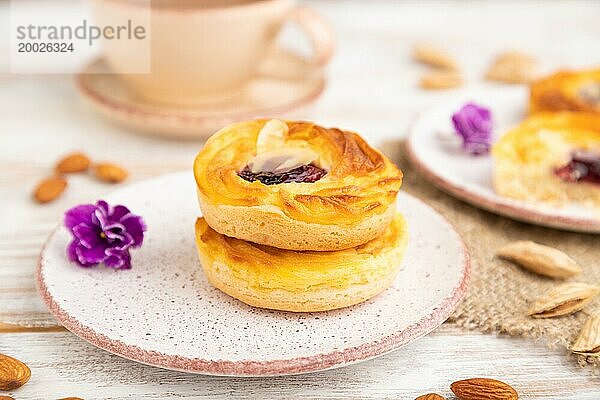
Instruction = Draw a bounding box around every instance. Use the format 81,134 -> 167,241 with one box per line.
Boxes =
64,200 -> 146,270
451,103 -> 493,155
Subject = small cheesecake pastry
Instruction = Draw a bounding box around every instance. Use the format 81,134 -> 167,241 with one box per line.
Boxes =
194,119 -> 403,251
492,112 -> 600,208
194,214 -> 409,312
530,69 -> 600,114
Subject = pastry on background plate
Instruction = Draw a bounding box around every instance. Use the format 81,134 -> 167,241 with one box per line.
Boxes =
530,69 -> 600,114
492,112 -> 600,208
194,214 -> 408,312
193,119 -> 403,251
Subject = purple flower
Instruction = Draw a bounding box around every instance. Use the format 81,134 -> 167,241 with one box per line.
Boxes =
451,103 -> 493,155
64,200 -> 146,270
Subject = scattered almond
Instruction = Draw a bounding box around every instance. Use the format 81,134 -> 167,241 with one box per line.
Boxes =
415,394 -> 446,400
571,313 -> 600,356
0,396 -> 15,400
528,282 -> 599,318
496,240 -> 582,279
451,378 -> 518,400
55,152 -> 90,174
420,71 -> 463,89
412,44 -> 458,70
486,51 -> 537,84
0,353 -> 31,391
32,176 -> 67,203
93,163 -> 128,183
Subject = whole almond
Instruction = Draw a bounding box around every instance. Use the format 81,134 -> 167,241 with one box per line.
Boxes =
412,44 -> 458,70
55,152 -> 90,173
93,163 -> 128,183
528,282 -> 599,318
571,313 -> 600,355
420,71 -> 463,89
486,51 -> 537,84
33,176 -> 67,203
0,396 -> 15,400
451,378 -> 518,400
416,394 -> 446,400
0,353 -> 31,390
496,240 -> 582,279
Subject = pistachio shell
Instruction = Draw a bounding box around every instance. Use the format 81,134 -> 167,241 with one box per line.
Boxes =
528,282 -> 599,318
571,314 -> 600,355
497,240 -> 582,279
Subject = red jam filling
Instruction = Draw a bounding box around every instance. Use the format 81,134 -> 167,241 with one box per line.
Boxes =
554,150 -> 600,185
238,164 -> 327,185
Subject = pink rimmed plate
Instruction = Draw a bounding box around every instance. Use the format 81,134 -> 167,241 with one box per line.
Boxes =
36,171 -> 469,376
407,87 -> 600,233
76,48 -> 325,139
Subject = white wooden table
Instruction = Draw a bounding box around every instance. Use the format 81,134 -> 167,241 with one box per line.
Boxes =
1,1 -> 600,398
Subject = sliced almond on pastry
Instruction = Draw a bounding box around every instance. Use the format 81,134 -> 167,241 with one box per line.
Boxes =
256,119 -> 289,154
249,147 -> 319,173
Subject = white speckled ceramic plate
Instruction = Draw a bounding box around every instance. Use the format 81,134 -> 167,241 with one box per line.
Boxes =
36,171 -> 469,376
407,87 -> 600,233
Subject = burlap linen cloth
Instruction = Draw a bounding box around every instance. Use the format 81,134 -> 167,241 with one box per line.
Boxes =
388,140 -> 599,368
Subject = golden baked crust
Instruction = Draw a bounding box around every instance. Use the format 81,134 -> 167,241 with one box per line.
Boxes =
492,112 -> 600,207
193,120 -> 403,250
194,214 -> 409,312
530,69 -> 600,114
196,193 -> 397,251
194,120 -> 402,225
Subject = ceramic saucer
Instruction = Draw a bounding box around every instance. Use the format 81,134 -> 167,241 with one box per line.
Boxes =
76,49 -> 325,139
37,171 -> 469,376
407,86 -> 600,233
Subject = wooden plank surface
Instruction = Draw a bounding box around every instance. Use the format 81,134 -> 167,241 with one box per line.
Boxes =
1,326 -> 598,400
1,0 -> 600,398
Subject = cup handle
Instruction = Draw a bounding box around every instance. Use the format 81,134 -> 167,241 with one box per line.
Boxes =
286,6 -> 334,67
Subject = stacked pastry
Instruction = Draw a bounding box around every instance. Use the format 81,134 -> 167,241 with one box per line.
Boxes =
492,69 -> 600,209
193,119 -> 408,312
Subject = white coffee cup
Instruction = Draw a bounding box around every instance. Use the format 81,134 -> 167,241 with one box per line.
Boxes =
92,0 -> 334,105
